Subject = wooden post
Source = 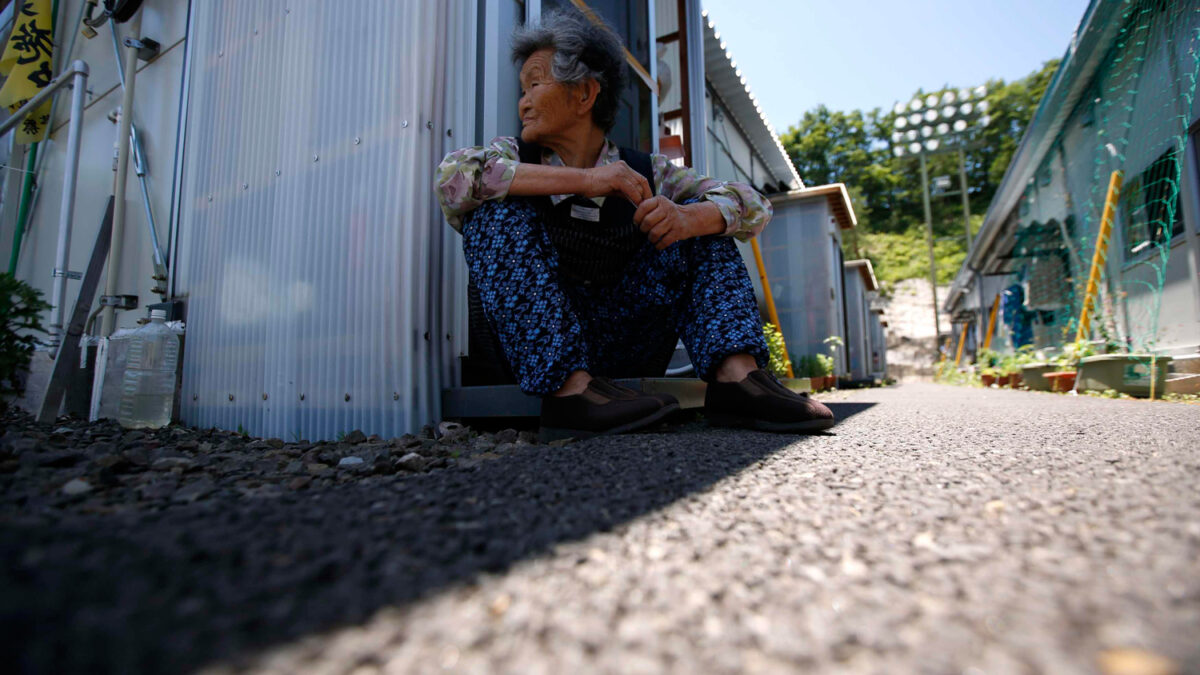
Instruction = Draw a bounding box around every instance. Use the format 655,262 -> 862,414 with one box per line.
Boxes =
1076,170 -> 1123,343
750,238 -> 793,378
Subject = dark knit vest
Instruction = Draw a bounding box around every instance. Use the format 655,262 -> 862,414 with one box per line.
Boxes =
516,139 -> 655,287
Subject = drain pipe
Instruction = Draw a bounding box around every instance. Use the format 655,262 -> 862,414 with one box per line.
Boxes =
100,8 -> 141,336
110,19 -> 167,292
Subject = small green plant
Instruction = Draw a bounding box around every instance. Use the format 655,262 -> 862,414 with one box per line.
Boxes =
0,273 -> 51,413
762,323 -> 791,378
816,353 -> 834,377
336,431 -> 347,442
1053,338 -> 1096,369
976,348 -> 1001,368
236,424 -> 249,437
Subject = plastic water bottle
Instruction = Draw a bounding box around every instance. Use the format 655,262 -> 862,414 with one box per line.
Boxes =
118,309 -> 180,429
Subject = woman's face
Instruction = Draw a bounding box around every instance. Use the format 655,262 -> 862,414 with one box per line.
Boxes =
518,49 -> 580,144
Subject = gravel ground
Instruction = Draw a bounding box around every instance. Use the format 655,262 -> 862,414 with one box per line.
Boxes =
2,383 -> 1198,674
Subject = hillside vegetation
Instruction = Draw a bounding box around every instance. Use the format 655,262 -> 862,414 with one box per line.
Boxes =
779,61 -> 1059,292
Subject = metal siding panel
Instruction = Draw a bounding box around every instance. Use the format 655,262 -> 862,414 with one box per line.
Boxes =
176,1 -> 472,440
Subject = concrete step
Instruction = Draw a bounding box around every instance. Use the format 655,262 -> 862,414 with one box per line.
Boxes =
443,376 -> 814,418
1169,353 -> 1200,375
1165,373 -> 1200,396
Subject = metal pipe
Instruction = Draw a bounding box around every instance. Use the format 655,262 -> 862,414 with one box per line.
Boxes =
47,62 -> 91,349
957,146 -> 973,251
0,63 -> 89,137
101,9 -> 141,336
110,19 -> 166,281
919,152 -> 941,346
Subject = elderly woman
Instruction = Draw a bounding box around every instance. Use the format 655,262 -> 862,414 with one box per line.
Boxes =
436,9 -> 833,439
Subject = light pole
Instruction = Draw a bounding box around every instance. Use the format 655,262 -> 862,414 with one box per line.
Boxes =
891,86 -> 992,353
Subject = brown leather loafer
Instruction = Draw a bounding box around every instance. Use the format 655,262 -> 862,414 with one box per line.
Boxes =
540,377 -> 680,442
704,369 -> 835,432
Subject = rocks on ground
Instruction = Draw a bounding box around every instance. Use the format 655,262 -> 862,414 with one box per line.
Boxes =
0,409 -> 553,514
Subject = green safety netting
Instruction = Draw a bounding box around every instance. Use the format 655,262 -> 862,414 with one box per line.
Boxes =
999,0 -> 1198,393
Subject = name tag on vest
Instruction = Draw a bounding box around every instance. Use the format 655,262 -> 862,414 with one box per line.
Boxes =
569,204 -> 602,222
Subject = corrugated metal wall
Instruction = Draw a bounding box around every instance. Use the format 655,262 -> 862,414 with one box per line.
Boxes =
174,0 -> 475,440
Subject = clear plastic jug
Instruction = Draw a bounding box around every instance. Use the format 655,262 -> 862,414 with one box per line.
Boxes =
117,309 -> 180,429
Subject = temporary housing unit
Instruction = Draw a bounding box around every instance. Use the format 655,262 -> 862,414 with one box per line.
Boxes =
4,0 -> 813,438
944,0 -> 1200,361
868,309 -> 888,380
842,259 -> 879,382
753,185 -> 858,376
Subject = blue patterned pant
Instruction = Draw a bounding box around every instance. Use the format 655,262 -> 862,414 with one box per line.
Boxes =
461,198 -> 768,395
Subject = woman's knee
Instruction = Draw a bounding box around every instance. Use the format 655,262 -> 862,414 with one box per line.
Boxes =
461,199 -> 543,249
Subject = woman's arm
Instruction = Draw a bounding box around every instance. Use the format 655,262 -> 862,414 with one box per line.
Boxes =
435,137 -> 522,231
510,161 -> 653,205
435,136 -> 654,231
652,155 -> 773,241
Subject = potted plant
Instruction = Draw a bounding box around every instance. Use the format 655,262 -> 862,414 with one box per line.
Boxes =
822,336 -> 843,389
1007,346 -> 1035,388
1021,347 -> 1056,391
816,353 -> 834,390
980,367 -> 998,387
1045,339 -> 1095,393
1076,343 -> 1173,398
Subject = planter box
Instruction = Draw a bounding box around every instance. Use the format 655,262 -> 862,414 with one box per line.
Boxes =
780,377 -> 813,394
981,374 -> 997,387
997,373 -> 1012,387
1021,363 -> 1055,391
1045,371 -> 1077,393
1009,372 -> 1024,389
1077,354 -> 1173,398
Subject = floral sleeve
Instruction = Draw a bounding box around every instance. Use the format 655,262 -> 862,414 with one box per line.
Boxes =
435,136 -> 522,232
651,154 -> 773,241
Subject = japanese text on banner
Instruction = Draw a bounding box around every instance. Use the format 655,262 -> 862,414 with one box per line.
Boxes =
0,0 -> 56,143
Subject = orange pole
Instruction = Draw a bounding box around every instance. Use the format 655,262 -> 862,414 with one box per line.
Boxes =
1077,170 -> 1123,343
983,293 -> 1001,351
750,238 -> 793,378
954,322 -> 968,366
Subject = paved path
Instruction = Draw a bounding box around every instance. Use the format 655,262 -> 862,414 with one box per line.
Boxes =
4,383 -> 1199,674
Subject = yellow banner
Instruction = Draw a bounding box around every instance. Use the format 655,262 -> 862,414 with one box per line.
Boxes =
0,0 -> 56,143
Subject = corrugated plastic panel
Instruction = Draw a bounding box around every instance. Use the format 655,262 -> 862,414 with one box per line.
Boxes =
174,1 -> 475,440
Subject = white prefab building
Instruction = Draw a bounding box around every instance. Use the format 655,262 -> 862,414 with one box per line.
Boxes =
752,185 -> 857,377
842,259 -> 879,382
944,0 -> 1200,361
3,0 -> 818,438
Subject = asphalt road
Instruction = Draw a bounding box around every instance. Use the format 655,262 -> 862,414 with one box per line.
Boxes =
4,383 -> 1199,674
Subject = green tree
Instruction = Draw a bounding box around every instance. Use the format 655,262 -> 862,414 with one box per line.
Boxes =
779,59 -> 1062,285
779,106 -> 898,231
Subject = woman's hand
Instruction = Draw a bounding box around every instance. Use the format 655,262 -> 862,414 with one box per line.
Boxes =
582,161 -> 654,204
634,197 -> 726,250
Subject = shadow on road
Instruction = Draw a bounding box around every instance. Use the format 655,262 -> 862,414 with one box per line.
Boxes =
0,405 -> 873,674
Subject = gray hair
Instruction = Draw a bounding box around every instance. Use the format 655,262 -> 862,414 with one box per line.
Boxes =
511,8 -> 627,132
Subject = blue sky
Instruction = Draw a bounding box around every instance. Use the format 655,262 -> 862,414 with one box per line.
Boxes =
700,0 -> 1092,133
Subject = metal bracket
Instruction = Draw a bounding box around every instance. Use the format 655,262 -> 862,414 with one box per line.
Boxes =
53,269 -> 83,280
99,294 -> 139,310
123,36 -> 160,61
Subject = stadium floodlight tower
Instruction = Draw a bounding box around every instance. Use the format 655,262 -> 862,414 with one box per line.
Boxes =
890,86 -> 992,346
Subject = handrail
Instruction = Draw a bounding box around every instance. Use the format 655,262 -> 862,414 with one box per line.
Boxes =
3,60 -> 90,349
0,60 -> 88,136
